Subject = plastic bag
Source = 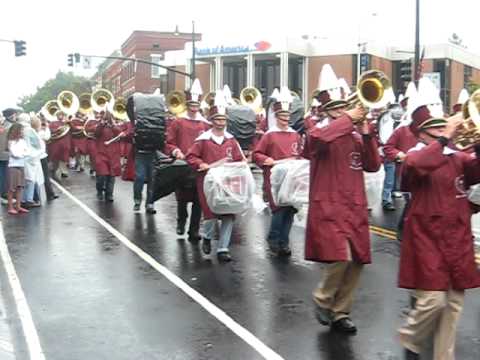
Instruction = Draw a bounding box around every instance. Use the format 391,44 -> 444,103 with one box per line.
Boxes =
468,184 -> 480,206
270,159 -> 310,210
203,162 -> 255,214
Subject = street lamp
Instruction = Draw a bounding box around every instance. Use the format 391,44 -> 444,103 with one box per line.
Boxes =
174,21 -> 196,80
356,12 -> 377,84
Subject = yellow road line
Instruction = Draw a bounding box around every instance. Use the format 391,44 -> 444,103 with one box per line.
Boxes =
369,225 -> 398,240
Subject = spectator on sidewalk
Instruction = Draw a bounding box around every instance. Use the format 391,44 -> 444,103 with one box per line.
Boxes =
17,114 -> 43,208
0,109 -> 18,204
31,115 -> 58,201
6,123 -> 29,215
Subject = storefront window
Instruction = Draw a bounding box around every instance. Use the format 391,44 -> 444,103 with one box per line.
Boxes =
223,60 -> 246,98
255,58 -> 280,103
288,56 -> 304,100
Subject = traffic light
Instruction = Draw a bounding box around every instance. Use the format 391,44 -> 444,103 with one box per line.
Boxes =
74,53 -> 81,63
14,40 -> 26,57
68,53 -> 74,67
400,59 -> 413,82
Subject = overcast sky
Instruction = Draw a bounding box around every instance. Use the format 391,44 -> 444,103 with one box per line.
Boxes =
0,0 -> 477,109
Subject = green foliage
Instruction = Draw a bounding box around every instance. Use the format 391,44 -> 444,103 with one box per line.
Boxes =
468,82 -> 480,94
17,71 -> 94,112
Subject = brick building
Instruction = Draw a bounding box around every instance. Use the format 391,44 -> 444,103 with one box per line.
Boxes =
95,31 -> 201,98
97,32 -> 480,111
163,38 -> 480,111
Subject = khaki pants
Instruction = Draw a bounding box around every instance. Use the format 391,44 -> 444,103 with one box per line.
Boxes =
313,261 -> 364,321
398,289 -> 465,360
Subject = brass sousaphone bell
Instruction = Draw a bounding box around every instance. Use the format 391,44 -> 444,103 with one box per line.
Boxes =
347,70 -> 392,123
111,97 -> 129,121
166,90 -> 187,116
453,89 -> 480,150
79,93 -> 92,115
91,88 -> 114,113
240,87 -> 263,114
201,91 -> 216,112
57,90 -> 80,116
40,100 -> 60,123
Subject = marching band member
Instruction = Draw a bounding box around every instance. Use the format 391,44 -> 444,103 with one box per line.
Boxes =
397,78 -> 480,360
86,112 -> 99,176
186,90 -> 245,262
253,86 -> 303,256
165,79 -> 210,241
304,98 -> 324,131
47,110 -> 71,181
451,88 -> 469,116
304,64 -> 381,334
94,111 -> 126,202
70,111 -> 89,172
377,89 -> 404,211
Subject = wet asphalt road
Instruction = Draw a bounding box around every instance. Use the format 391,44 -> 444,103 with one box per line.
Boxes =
1,170 -> 480,360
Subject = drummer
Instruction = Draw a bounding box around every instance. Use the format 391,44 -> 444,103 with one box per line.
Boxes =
253,86 -> 303,256
186,90 -> 245,262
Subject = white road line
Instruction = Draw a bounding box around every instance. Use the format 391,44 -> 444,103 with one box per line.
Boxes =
0,223 -> 45,360
51,180 -> 284,360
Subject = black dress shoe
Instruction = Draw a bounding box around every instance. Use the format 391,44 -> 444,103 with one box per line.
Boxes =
331,317 -> 357,334
202,238 -> 211,255
404,348 -> 420,360
146,207 -> 157,215
217,251 -> 232,262
268,243 -> 280,255
382,202 -> 396,211
176,222 -> 186,235
188,234 -> 201,243
61,173 -> 69,178
314,303 -> 333,326
278,246 -> 292,257
106,196 -> 114,202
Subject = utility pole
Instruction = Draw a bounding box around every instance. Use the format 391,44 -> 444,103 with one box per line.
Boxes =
191,20 -> 196,80
414,0 -> 420,86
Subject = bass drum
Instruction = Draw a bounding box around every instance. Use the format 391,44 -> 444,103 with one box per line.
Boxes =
151,154 -> 196,202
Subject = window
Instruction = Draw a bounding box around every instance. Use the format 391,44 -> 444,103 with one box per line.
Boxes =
151,54 -> 166,79
464,65 -> 473,87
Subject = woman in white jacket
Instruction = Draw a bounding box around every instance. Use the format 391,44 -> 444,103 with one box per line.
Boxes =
32,115 -> 58,201
17,113 -> 44,207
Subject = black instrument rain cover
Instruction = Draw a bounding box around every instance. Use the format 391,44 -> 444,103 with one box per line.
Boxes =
226,105 -> 256,150
150,152 -> 196,201
130,93 -> 167,152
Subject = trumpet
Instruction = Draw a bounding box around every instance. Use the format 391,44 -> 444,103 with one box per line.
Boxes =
453,89 -> 480,150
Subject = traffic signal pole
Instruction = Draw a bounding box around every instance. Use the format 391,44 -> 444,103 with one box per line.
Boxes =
0,38 -> 27,56
68,53 -> 192,79
414,0 -> 420,86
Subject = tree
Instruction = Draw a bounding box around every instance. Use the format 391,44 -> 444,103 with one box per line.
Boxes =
17,71 -> 94,112
468,82 -> 480,94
